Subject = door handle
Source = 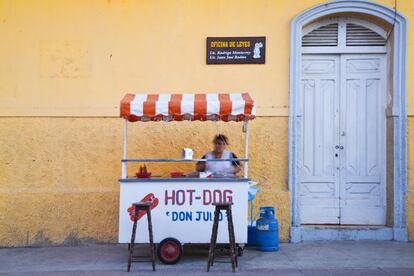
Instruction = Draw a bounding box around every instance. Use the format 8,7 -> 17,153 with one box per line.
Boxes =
335,145 -> 340,149
340,146 -> 344,150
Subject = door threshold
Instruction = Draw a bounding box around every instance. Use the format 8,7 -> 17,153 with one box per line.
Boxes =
291,225 -> 394,242
301,224 -> 387,229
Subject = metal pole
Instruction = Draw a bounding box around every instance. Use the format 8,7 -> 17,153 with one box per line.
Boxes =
122,119 -> 128,178
244,121 -> 249,178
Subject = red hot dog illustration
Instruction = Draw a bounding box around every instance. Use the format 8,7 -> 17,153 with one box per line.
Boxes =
127,193 -> 159,221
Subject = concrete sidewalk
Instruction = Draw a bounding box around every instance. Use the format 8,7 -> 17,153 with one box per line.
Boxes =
1,241 -> 414,275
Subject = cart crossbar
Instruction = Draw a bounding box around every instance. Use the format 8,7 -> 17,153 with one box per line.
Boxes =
121,158 -> 248,163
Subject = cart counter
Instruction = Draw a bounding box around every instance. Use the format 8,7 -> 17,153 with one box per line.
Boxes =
118,178 -> 249,244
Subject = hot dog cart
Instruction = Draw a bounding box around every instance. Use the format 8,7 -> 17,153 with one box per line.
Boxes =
118,93 -> 255,264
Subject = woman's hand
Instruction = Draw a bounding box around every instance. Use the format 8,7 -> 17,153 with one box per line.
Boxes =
232,165 -> 241,174
196,162 -> 206,172
225,165 -> 241,175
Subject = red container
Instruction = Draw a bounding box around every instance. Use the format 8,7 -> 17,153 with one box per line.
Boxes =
170,172 -> 184,178
136,172 -> 152,178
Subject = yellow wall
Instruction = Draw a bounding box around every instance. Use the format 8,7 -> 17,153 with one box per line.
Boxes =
0,0 -> 413,246
1,0 -> 412,117
0,117 -> 290,245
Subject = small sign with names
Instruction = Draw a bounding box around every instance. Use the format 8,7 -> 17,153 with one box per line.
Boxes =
206,37 -> 265,64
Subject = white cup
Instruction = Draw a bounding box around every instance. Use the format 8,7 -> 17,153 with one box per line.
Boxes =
182,148 -> 193,160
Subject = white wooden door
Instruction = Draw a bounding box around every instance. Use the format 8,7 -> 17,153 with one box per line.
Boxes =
299,55 -> 341,224
299,54 -> 386,225
339,54 -> 386,225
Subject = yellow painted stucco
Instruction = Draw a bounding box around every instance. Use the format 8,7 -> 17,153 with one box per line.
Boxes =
1,0 -> 413,117
0,0 -> 413,246
0,117 -> 289,246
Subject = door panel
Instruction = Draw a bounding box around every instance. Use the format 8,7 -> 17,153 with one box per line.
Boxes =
339,55 -> 386,225
299,55 -> 340,224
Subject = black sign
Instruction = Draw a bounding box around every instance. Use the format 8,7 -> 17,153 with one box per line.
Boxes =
206,37 -> 265,64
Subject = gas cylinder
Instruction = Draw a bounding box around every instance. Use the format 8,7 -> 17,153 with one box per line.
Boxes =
256,206 -> 279,251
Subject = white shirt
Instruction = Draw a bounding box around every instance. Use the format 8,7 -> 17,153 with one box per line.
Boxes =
204,150 -> 236,175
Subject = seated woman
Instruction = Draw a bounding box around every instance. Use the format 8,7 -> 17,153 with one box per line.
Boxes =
196,134 -> 241,176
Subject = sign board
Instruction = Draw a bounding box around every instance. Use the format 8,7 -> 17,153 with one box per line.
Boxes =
118,180 -> 248,244
206,37 -> 265,64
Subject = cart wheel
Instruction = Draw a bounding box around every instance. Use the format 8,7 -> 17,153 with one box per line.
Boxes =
157,238 -> 183,265
237,245 -> 244,256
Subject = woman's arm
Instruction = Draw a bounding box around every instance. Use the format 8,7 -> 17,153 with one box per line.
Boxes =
231,152 -> 242,174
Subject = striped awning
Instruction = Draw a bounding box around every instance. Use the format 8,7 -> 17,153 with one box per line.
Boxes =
120,93 -> 255,122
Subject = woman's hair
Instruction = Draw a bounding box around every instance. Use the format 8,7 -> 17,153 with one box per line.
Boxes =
213,134 -> 229,145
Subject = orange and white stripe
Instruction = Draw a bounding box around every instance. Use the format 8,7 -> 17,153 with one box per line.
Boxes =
120,93 -> 255,122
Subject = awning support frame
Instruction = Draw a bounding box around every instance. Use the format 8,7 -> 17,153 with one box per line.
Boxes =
244,121 -> 249,178
121,119 -> 250,179
122,119 -> 128,179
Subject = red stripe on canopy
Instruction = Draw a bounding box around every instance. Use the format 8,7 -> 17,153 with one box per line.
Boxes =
143,94 -> 158,117
168,94 -> 182,120
194,94 -> 207,120
242,92 -> 254,115
120,94 -> 135,118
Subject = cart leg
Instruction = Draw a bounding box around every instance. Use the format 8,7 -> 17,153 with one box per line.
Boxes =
147,209 -> 156,271
127,254 -> 132,272
211,211 -> 221,267
226,208 -> 237,272
207,208 -> 220,271
127,207 -> 139,272
229,211 -> 239,267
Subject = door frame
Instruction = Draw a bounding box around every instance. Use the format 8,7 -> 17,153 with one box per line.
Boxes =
289,0 -> 408,242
